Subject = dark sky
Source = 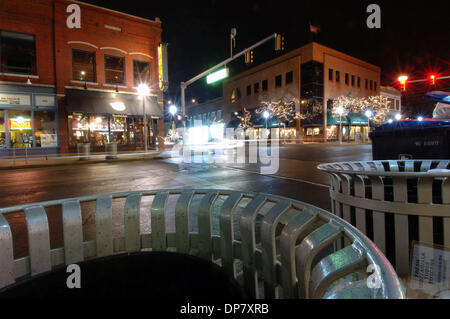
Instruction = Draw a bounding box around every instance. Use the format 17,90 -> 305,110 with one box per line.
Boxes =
83,0 -> 449,114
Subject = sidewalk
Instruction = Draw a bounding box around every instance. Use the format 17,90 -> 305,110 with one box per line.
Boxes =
0,150 -> 164,170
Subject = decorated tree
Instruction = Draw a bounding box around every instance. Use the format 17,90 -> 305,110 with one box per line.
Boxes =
331,95 -> 391,125
236,108 -> 252,129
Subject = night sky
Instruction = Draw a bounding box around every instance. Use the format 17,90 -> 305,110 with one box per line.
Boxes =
83,0 -> 449,116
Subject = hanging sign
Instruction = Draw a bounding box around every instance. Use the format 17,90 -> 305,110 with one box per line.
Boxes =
0,93 -> 31,106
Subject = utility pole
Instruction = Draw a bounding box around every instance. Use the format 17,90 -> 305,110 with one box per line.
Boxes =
180,33 -> 278,132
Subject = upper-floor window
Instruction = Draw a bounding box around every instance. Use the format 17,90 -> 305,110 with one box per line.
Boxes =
286,71 -> 293,84
374,81 -> 377,91
328,68 -> 333,81
0,30 -> 36,75
262,79 -> 268,91
104,54 -> 125,85
254,82 -> 260,94
396,100 -> 400,110
133,60 -> 150,87
335,70 -> 340,82
345,73 -> 349,85
369,80 -> 373,90
357,77 -> 361,88
246,85 -> 251,96
231,88 -> 241,103
351,75 -> 355,86
275,75 -> 282,87
365,79 -> 368,89
72,49 -> 96,82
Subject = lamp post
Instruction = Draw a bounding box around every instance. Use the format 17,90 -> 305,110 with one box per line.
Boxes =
169,104 -> 177,142
337,106 -> 345,144
137,84 -> 150,153
263,110 -> 270,139
365,110 -> 373,143
81,71 -> 87,89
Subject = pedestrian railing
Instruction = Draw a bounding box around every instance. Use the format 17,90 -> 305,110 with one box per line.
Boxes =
0,189 -> 404,299
318,160 -> 450,277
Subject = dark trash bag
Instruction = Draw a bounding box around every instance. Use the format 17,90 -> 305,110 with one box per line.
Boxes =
0,252 -> 247,299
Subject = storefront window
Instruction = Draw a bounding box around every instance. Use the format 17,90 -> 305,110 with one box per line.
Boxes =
8,110 -> 32,148
0,110 -> 5,149
110,115 -> 128,145
34,111 -> 57,148
68,114 -> 90,146
89,115 -> 109,146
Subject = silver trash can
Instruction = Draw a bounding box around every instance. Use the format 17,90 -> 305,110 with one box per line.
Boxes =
77,143 -> 90,161
105,142 -> 118,159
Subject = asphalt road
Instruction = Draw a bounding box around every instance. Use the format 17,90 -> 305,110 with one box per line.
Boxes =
0,143 -> 372,258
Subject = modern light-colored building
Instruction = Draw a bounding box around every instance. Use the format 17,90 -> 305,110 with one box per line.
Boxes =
380,85 -> 402,112
219,42 -> 381,141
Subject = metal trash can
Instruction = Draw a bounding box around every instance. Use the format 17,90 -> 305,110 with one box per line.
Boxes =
77,143 -> 90,161
105,142 -> 118,159
318,160 -> 450,277
0,252 -> 246,299
369,120 -> 450,160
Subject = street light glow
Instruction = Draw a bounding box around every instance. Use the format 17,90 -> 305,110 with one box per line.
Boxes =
395,113 -> 402,121
388,119 -> 393,124
365,110 -> 373,118
398,75 -> 408,84
417,116 -> 424,122
337,106 -> 345,116
137,83 -> 150,97
169,104 -> 177,115
263,111 -> 270,119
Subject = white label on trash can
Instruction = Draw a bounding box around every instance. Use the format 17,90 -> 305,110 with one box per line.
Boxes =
409,242 -> 450,297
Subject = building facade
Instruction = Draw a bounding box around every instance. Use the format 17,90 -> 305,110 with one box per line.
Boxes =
221,42 -> 381,141
380,85 -> 402,113
0,0 -> 165,155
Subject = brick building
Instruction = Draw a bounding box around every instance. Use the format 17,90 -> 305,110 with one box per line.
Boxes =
0,0 -> 165,155
189,42 -> 381,142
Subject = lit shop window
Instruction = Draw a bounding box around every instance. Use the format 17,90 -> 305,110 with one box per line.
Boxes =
105,55 -> 125,85
110,115 -> 128,145
133,60 -> 151,87
72,49 -> 96,82
34,111 -> 57,148
0,30 -> 36,75
8,110 -> 33,148
0,110 -> 5,149
89,116 -> 109,146
68,114 -> 90,146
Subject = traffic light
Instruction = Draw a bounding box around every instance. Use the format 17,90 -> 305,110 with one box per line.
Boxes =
245,50 -> 254,65
398,75 -> 408,91
275,33 -> 285,51
430,75 -> 436,86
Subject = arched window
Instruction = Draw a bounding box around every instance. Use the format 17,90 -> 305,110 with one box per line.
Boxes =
231,88 -> 241,103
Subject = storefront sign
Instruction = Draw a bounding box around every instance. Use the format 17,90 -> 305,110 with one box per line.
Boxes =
158,43 -> 169,92
9,117 -> 32,130
0,93 -> 31,106
66,4 -> 81,29
35,95 -> 56,107
41,134 -> 58,148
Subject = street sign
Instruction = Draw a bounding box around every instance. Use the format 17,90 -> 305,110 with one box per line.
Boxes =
206,68 -> 229,84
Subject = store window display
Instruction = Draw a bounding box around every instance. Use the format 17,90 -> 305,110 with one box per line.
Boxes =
8,110 -> 33,148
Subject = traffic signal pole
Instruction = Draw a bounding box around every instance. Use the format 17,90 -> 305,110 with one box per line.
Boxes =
180,33 -> 278,131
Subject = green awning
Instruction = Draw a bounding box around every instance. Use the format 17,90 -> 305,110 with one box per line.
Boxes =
347,112 -> 368,125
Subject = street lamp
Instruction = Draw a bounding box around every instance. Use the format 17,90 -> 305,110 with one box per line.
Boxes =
395,113 -> 402,121
417,116 -> 424,122
263,110 -> 270,130
169,104 -> 177,116
365,110 -> 373,143
337,106 -> 345,144
137,83 -> 150,153
81,71 -> 87,89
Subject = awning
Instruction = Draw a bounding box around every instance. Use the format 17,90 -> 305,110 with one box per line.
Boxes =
347,112 -> 368,125
65,89 -> 163,117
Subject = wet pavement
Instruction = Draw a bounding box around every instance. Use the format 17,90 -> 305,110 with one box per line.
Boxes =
0,143 -> 372,259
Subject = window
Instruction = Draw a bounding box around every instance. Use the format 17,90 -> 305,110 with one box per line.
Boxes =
133,60 -> 150,87
262,79 -> 268,91
246,85 -> 251,96
351,75 -> 355,86
328,68 -> 333,81
254,82 -> 260,94
396,100 -> 400,110
365,79 -> 368,89
336,70 -> 340,82
345,73 -> 349,85
275,75 -> 282,87
301,61 -> 324,100
231,88 -> 241,103
374,81 -> 377,91
34,111 -> 57,148
0,30 -> 36,75
370,80 -> 373,90
286,71 -> 293,84
357,77 -> 361,88
72,49 -> 96,82
217,110 -> 222,120
8,110 -> 33,148
104,55 -> 125,84
0,110 -> 5,149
